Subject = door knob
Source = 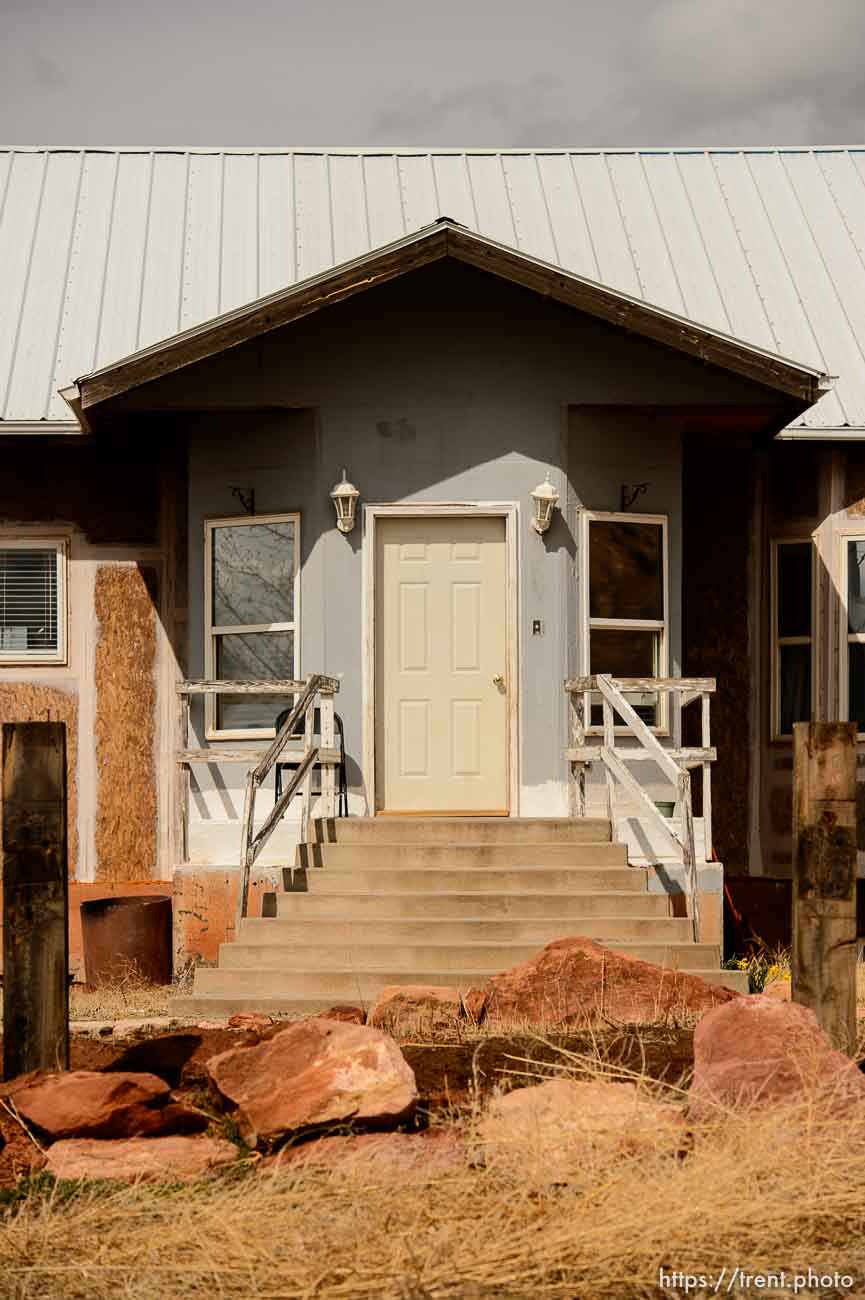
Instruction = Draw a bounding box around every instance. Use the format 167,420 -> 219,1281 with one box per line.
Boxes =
492,674 -> 505,687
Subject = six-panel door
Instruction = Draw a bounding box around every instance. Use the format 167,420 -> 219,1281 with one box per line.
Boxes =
374,515 -> 508,813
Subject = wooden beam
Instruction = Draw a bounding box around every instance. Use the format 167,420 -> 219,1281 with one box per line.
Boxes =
565,676 -> 716,694
792,722 -> 858,1056
2,722 -> 69,1078
80,231 -> 448,409
177,679 -> 309,695
565,746 -> 716,765
178,747 -> 341,765
448,228 -> 825,403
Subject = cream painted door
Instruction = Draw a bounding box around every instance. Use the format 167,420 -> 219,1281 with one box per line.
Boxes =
375,515 -> 509,813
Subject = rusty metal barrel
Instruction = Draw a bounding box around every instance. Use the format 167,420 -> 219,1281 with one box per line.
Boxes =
80,894 -> 172,987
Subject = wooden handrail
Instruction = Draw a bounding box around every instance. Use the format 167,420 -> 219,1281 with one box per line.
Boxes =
565,676 -> 715,694
566,673 -> 711,942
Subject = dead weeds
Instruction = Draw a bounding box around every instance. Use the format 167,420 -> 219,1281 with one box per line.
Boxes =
2,1034 -> 865,1299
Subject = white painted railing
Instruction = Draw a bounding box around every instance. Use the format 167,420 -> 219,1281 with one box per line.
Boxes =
564,674 -> 716,942
176,675 -> 341,925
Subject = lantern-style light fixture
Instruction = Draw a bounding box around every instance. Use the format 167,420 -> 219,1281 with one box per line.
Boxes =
330,469 -> 360,534
530,475 -> 560,535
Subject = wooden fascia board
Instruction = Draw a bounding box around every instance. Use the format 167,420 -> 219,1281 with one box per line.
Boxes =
446,228 -> 828,404
78,228 -> 449,410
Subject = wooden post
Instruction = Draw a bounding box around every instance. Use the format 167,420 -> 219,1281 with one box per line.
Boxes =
319,689 -> 336,820
792,721 -> 858,1056
2,722 -> 69,1078
567,689 -> 586,818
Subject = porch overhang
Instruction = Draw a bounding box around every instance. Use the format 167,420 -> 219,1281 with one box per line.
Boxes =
60,218 -> 833,426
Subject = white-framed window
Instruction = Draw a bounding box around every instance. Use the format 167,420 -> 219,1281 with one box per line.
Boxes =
840,534 -> 865,738
770,538 -> 814,740
579,510 -> 669,730
0,539 -> 68,665
204,513 -> 300,739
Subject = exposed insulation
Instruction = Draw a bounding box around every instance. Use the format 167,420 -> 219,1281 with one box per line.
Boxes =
94,565 -> 158,881
0,684 -> 78,877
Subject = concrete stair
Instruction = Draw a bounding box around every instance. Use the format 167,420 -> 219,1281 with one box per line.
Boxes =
171,816 -> 747,1017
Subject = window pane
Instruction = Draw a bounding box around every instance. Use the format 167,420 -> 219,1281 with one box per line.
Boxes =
589,520 -> 663,621
212,521 -> 295,627
847,541 -> 865,634
216,631 -> 295,730
589,628 -> 660,727
849,643 -> 865,735
777,543 -> 812,638
0,549 -> 58,653
779,643 -> 811,736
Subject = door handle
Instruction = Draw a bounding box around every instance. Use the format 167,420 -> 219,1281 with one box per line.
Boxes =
492,674 -> 505,688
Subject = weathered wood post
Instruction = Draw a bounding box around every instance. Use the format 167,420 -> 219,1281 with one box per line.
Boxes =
792,721 -> 858,1056
2,722 -> 69,1078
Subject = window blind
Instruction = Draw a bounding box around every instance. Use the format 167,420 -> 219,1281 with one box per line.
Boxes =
0,548 -> 59,653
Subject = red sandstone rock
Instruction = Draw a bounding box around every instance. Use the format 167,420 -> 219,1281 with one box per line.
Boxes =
689,995 -> 865,1119
45,1134 -> 238,1183
476,1079 -> 684,1180
227,1013 -> 275,1032
10,1071 -> 205,1141
471,937 -> 739,1029
368,986 -> 463,1034
319,1005 -> 366,1025
206,1017 -> 418,1149
265,1128 -> 464,1177
462,989 -> 487,1023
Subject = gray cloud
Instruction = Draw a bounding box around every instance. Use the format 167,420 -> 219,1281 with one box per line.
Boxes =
0,0 -> 863,145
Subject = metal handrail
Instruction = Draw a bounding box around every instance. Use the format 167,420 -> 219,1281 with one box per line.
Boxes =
235,673 -> 340,927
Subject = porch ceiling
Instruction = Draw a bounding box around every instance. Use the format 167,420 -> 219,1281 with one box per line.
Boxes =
61,218 -> 832,430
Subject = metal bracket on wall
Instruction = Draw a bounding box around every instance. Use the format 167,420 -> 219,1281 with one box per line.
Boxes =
620,482 -> 650,511
230,486 -> 255,515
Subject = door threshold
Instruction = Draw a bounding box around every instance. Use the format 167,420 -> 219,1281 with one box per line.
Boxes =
375,809 -> 510,817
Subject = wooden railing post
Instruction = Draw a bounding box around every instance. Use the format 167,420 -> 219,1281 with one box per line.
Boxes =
320,688 -> 337,820
2,722 -> 69,1077
701,691 -> 713,862
568,688 -> 586,817
792,721 -> 857,1056
601,694 -> 616,829
300,683 -> 315,843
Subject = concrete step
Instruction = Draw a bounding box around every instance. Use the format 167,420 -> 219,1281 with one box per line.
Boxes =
170,963 -> 750,1018
308,816 -> 612,845
238,914 -> 685,946
192,945 -> 722,997
275,888 -> 665,919
296,842 -> 628,869
220,929 -> 704,971
282,866 -> 646,897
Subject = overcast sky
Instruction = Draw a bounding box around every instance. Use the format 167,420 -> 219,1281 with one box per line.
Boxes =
2,0 -> 864,148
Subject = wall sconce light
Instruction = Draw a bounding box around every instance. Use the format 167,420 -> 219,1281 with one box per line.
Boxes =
530,475 -> 560,535
330,469 -> 360,533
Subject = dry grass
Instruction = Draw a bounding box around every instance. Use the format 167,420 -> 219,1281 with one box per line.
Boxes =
3,1038 -> 865,1299
67,961 -> 173,1022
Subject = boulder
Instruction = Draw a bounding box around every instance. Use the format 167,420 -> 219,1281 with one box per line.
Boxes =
762,979 -> 792,1002
45,1134 -> 238,1183
266,1128 -> 464,1177
103,1033 -> 203,1087
227,1013 -> 274,1032
206,1017 -> 418,1149
9,1071 -> 206,1141
471,937 -> 739,1029
476,1079 -> 684,1181
319,1005 -> 366,1025
368,986 -> 464,1034
689,995 -> 865,1119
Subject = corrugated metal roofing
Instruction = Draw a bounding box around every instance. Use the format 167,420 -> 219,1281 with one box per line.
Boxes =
3,146 -> 865,428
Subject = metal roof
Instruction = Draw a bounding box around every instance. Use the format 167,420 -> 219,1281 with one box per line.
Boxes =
3,146 -> 865,429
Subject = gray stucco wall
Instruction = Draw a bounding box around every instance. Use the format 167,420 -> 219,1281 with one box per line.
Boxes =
111,260 -> 784,855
